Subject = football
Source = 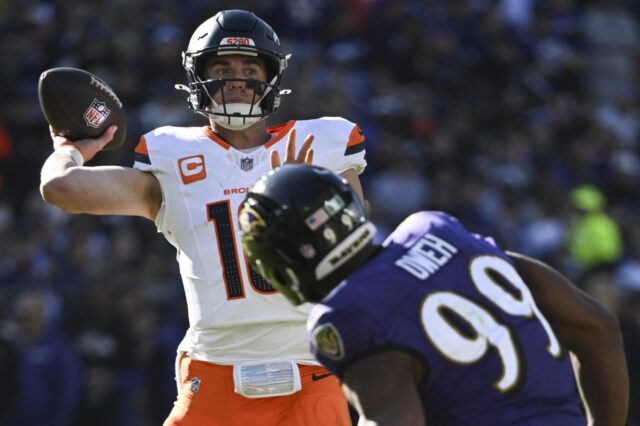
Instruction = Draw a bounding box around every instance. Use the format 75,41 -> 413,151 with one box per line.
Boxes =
38,67 -> 126,151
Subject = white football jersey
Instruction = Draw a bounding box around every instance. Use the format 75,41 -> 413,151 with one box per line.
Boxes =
133,117 -> 366,364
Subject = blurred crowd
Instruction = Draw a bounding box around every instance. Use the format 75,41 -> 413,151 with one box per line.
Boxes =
0,0 -> 639,424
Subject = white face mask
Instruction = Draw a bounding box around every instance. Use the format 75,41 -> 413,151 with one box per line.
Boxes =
209,101 -> 264,130
203,73 -> 281,130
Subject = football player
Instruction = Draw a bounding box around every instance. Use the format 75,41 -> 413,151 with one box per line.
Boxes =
40,10 -> 364,426
240,164 -> 629,426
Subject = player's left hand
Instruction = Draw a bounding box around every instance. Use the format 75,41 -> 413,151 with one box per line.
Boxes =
270,129 -> 314,169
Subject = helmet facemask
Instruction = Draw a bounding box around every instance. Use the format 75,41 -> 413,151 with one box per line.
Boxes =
193,73 -> 281,130
178,10 -> 290,130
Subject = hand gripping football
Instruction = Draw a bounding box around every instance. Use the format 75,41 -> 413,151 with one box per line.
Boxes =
38,67 -> 126,151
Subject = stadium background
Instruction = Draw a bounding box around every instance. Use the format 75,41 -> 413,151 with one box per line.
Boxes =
0,0 -> 638,424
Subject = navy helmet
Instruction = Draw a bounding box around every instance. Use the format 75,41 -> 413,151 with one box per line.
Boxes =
239,165 -> 376,305
179,10 -> 289,129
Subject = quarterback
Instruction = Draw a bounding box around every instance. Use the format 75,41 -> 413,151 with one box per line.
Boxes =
40,9 -> 362,426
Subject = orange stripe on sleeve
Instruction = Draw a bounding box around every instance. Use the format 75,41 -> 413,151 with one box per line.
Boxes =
134,135 -> 149,155
347,125 -> 365,147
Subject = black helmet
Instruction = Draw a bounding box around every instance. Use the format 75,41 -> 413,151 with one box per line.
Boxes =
179,9 -> 289,130
239,165 -> 376,305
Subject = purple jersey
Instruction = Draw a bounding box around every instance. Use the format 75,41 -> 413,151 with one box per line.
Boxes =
308,211 -> 586,425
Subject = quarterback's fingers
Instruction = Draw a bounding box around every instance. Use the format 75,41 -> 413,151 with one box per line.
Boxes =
284,129 -> 297,163
54,125 -> 117,162
298,134 -> 314,163
83,125 -> 118,159
304,148 -> 314,165
97,125 -> 118,147
270,150 -> 282,169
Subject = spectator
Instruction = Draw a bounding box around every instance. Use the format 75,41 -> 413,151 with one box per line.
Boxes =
0,333 -> 19,423
582,0 -> 640,105
567,184 -> 623,272
9,290 -> 80,426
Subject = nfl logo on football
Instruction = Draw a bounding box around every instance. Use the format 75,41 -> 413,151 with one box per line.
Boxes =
240,157 -> 253,171
84,98 -> 111,128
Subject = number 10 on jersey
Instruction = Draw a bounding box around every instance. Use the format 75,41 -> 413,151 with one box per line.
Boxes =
207,200 -> 276,299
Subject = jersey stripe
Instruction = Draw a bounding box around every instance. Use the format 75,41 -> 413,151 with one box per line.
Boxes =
203,126 -> 231,150
345,142 -> 365,155
265,120 -> 295,148
345,125 -> 365,155
134,136 -> 151,164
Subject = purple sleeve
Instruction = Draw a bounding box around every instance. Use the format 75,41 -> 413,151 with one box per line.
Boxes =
309,307 -> 382,375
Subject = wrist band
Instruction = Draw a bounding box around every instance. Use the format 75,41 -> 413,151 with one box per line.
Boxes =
55,145 -> 85,166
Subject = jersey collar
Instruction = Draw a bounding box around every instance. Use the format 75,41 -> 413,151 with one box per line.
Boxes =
202,120 -> 296,151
